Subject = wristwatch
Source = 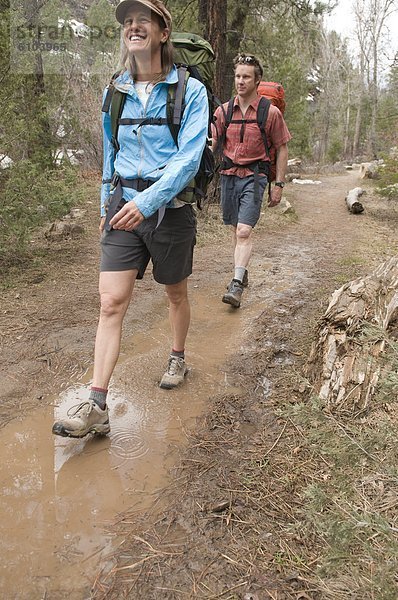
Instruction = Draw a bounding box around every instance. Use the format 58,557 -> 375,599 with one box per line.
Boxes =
275,181 -> 285,188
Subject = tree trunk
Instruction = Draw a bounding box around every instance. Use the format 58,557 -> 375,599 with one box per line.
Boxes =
207,0 -> 227,100
343,77 -> 351,158
305,256 -> 398,415
353,90 -> 362,158
224,1 -> 252,101
198,0 -> 209,37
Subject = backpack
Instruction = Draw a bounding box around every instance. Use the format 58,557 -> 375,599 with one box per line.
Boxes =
221,81 -> 286,183
257,82 -> 286,182
101,32 -> 216,209
222,95 -> 274,180
257,81 -> 286,115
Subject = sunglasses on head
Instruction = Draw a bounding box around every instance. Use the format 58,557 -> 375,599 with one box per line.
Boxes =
235,54 -> 259,65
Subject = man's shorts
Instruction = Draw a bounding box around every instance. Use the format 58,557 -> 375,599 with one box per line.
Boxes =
100,205 -> 197,285
220,174 -> 268,227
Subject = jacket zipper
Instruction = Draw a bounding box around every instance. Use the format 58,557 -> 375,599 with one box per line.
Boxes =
137,80 -> 162,179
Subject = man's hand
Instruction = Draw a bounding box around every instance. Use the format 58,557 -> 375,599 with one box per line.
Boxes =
268,185 -> 283,207
110,201 -> 144,231
99,216 -> 106,234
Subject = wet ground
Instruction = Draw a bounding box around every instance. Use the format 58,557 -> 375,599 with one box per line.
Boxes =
0,265 -> 264,598
1,170 -> 396,598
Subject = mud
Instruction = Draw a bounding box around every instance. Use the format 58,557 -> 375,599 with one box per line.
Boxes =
0,170 -> 397,598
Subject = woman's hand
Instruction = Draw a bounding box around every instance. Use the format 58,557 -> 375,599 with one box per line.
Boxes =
110,200 -> 144,231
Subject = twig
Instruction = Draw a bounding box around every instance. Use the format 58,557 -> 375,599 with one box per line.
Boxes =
264,421 -> 288,457
207,580 -> 248,598
326,414 -> 378,461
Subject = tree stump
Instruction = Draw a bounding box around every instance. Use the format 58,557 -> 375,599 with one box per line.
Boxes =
306,256 -> 398,414
359,162 -> 379,179
346,187 -> 365,213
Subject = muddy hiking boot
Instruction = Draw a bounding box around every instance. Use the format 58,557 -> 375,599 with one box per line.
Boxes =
52,401 -> 110,438
159,356 -> 188,389
222,279 -> 244,308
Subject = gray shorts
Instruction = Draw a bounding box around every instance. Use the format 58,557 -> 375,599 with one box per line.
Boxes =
100,205 -> 197,285
220,174 -> 268,227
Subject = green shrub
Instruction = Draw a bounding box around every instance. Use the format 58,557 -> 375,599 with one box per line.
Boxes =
0,161 -> 84,268
376,156 -> 398,200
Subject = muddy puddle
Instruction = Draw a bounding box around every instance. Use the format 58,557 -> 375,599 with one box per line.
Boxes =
0,286 -> 270,599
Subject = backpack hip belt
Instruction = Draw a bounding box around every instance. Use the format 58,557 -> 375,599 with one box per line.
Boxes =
111,174 -> 156,193
111,173 -> 193,206
220,157 -> 270,175
221,157 -> 270,205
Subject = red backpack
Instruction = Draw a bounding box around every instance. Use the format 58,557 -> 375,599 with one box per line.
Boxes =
257,81 -> 286,115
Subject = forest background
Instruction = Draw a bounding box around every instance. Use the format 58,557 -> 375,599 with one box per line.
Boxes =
0,0 -> 397,272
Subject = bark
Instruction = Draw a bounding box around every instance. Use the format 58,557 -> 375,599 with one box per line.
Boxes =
353,91 -> 362,158
198,0 -> 227,100
343,76 -> 351,158
306,256 -> 398,415
208,0 -> 227,100
224,1 -> 252,100
359,161 -> 379,179
198,0 -> 209,37
345,187 -> 365,213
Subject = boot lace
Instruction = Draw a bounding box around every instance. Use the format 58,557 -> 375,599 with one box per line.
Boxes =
167,356 -> 184,375
67,401 -> 92,418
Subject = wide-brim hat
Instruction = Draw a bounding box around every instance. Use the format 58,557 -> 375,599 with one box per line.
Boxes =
115,0 -> 172,31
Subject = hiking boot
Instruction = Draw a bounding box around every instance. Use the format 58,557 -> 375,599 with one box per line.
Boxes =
222,279 -> 244,308
242,269 -> 249,287
52,401 -> 110,438
159,356 -> 188,389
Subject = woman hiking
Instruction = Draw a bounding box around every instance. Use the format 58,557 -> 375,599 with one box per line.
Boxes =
52,0 -> 208,438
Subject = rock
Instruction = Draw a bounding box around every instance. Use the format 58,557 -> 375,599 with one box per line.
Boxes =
69,208 -> 86,219
45,221 -> 84,241
286,173 -> 300,182
276,198 -> 294,215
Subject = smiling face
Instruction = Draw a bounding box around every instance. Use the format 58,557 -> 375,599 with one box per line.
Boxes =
123,6 -> 169,58
234,64 -> 260,100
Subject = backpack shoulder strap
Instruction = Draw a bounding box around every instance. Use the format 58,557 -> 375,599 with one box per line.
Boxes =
102,71 -> 127,155
257,96 -> 271,158
101,70 -> 123,114
225,97 -> 235,128
167,65 -> 189,147
110,90 -> 127,151
216,97 -> 235,153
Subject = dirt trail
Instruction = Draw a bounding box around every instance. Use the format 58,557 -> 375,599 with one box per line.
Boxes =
0,169 -> 396,599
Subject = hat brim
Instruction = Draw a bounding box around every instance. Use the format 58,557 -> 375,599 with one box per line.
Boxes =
115,0 -> 168,27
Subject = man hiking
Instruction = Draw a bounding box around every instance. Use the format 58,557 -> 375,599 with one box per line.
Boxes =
212,53 -> 291,308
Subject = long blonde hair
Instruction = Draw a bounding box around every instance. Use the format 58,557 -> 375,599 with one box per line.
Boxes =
119,14 -> 174,84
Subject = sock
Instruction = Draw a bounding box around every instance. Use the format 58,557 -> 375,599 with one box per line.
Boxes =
234,266 -> 246,283
171,349 -> 185,360
89,387 -> 108,410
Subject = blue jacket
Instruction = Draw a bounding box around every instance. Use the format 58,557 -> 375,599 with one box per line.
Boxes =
101,66 -> 209,219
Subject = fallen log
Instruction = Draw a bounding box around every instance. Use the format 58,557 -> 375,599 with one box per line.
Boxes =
346,187 -> 365,213
305,256 -> 398,415
288,157 -> 302,167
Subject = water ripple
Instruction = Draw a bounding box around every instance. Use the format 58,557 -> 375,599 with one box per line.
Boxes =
108,427 -> 149,461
